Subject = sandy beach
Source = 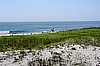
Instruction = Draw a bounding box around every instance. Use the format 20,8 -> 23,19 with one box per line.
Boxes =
0,44 -> 100,66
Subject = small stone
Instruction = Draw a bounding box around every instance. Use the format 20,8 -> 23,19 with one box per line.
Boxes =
71,47 -> 76,50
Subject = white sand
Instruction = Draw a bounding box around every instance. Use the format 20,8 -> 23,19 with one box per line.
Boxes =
0,44 -> 100,66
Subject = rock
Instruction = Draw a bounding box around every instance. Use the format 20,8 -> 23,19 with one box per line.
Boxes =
71,47 -> 76,50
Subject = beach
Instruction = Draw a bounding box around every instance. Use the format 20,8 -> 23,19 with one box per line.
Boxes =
0,0 -> 100,65
0,27 -> 100,66
0,44 -> 100,66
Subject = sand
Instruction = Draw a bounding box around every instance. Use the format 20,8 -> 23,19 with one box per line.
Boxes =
0,44 -> 100,66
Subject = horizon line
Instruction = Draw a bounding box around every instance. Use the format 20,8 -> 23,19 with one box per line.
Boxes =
0,20 -> 100,22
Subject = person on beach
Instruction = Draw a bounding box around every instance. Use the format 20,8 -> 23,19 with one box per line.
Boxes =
51,28 -> 55,32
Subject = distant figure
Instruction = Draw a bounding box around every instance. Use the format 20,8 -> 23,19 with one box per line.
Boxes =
51,28 -> 55,32
66,27 -> 68,30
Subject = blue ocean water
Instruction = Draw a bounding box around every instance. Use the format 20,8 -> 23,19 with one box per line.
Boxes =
0,21 -> 100,34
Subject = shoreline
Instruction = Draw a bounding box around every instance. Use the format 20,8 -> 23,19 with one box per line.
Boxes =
0,27 -> 100,52
0,27 -> 100,66
0,27 -> 100,37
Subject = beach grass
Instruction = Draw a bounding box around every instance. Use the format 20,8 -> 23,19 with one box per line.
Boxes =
0,27 -> 100,52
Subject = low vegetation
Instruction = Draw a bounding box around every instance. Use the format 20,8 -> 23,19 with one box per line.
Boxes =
0,27 -> 100,52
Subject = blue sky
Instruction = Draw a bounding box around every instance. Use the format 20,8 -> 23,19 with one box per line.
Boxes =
0,0 -> 100,22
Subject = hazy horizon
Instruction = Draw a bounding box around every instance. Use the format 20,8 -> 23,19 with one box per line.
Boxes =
0,21 -> 100,22
0,0 -> 100,22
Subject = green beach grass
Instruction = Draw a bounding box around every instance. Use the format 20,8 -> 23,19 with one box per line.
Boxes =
0,27 -> 100,52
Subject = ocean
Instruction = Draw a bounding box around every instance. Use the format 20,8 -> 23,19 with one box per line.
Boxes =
0,21 -> 100,34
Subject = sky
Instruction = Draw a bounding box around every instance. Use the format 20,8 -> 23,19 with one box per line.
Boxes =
0,0 -> 100,22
